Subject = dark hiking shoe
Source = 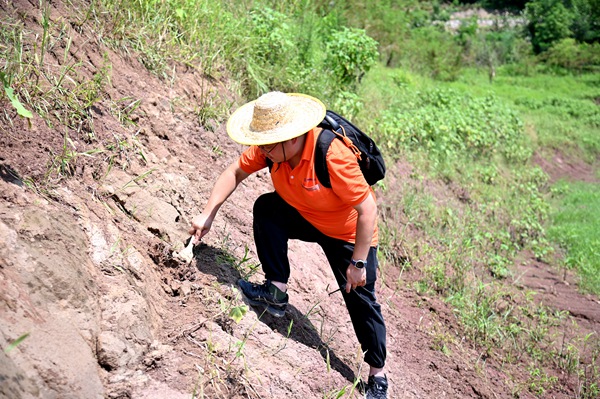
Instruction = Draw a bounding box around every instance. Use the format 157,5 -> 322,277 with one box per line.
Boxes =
237,279 -> 288,318
365,375 -> 388,399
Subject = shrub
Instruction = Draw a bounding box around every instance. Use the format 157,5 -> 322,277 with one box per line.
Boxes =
474,29 -> 533,67
376,89 -> 531,163
570,0 -> 600,43
401,26 -> 465,81
325,27 -> 379,89
541,38 -> 600,72
525,0 -> 573,53
250,7 -> 295,66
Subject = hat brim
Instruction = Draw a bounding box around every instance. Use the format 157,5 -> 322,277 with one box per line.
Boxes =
226,93 -> 326,146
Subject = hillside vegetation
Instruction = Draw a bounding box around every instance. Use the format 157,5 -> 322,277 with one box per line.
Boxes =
1,0 -> 599,398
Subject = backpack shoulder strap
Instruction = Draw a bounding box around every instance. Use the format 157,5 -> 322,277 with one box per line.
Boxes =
322,113 -> 340,132
314,128 -> 336,189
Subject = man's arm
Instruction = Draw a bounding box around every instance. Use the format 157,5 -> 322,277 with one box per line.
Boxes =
189,159 -> 251,243
345,192 -> 377,292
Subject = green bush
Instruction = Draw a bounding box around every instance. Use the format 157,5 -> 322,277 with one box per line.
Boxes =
376,89 -> 531,163
474,29 -> 533,67
569,0 -> 600,43
250,7 -> 295,66
525,0 -> 573,53
400,26 -> 465,81
541,38 -> 600,72
327,0 -> 412,68
325,27 -> 379,89
245,6 -> 303,95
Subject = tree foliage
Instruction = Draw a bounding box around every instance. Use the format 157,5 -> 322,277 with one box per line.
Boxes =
525,0 -> 600,54
525,0 -> 573,53
325,27 -> 379,87
568,0 -> 600,43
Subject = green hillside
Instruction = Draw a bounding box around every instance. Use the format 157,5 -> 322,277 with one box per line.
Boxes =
2,0 -> 599,397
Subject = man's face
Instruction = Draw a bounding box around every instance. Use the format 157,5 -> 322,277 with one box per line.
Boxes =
258,141 -> 285,162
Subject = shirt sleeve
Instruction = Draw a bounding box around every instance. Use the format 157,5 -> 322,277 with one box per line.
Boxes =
239,145 -> 268,174
326,138 -> 371,206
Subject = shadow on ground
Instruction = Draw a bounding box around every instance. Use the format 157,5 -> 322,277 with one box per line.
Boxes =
194,243 -> 358,384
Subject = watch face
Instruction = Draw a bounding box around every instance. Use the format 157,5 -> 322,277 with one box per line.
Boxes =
354,260 -> 365,269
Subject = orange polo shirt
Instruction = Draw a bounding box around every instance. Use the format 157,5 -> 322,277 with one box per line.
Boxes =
238,128 -> 378,246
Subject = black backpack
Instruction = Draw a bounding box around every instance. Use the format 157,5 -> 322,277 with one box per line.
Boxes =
315,110 -> 386,188
265,110 -> 386,188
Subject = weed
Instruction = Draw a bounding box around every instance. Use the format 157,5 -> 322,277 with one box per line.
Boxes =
272,319 -> 294,356
194,86 -> 230,132
3,333 -> 30,353
119,169 -> 155,191
527,365 -> 558,396
228,303 -> 249,324
431,329 -> 453,355
216,243 -> 260,281
323,377 -> 361,399
323,350 -> 364,399
47,132 -> 103,181
576,333 -> 600,399
1,2 -> 112,147
0,72 -> 33,120
110,97 -> 141,127
211,145 -> 223,156
36,0 -> 51,84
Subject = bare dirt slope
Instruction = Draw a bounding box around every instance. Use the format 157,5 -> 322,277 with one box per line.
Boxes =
1,1 -> 599,399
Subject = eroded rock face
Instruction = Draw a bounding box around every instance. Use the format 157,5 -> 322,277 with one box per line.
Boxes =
0,350 -> 39,399
0,196 -> 105,398
0,180 -> 165,398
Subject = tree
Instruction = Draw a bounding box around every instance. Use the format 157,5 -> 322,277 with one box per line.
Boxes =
525,0 -> 573,53
569,0 -> 600,43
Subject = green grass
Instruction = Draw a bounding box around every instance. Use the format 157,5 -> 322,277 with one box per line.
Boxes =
447,68 -> 600,160
360,61 -> 598,396
548,181 -> 600,294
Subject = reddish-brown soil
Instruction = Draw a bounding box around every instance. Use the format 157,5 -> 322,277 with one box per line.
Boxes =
532,151 -> 599,185
1,1 -> 599,399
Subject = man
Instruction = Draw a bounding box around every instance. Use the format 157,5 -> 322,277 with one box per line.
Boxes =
189,91 -> 388,398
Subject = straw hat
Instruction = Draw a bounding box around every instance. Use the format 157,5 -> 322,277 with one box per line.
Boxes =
226,92 -> 326,145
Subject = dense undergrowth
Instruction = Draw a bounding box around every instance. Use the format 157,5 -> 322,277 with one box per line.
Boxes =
1,0 -> 599,397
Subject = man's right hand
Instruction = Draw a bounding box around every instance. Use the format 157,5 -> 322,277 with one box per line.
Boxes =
189,213 -> 213,244
188,160 -> 250,245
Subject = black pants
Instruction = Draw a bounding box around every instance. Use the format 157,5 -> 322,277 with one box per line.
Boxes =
253,192 -> 387,369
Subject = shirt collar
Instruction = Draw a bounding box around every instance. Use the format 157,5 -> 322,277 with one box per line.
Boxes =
299,128 -> 321,163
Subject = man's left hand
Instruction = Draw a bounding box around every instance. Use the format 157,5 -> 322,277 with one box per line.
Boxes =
345,264 -> 367,293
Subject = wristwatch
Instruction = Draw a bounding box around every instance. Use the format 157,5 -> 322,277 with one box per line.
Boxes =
351,259 -> 366,269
